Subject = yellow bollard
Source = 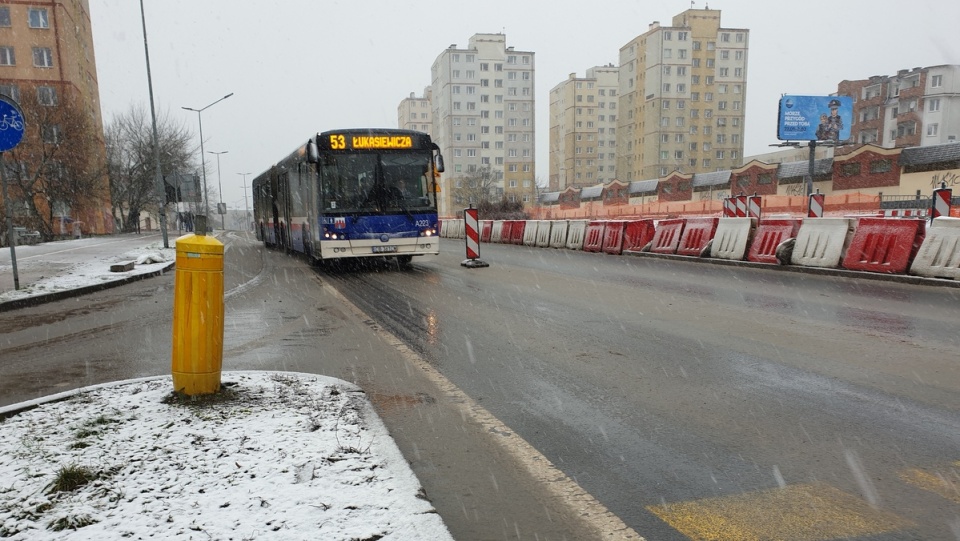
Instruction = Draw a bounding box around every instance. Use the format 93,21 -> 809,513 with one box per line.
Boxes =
171,222 -> 224,395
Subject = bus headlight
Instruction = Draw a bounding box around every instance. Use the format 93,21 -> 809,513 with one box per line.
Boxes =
420,227 -> 437,237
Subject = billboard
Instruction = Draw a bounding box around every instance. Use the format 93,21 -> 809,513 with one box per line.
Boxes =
777,95 -> 853,142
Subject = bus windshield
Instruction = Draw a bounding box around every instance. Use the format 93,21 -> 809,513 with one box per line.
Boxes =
318,152 -> 435,213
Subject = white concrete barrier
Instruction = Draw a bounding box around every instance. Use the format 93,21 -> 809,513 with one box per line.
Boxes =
566,220 -> 588,250
910,217 -> 960,279
523,220 -> 539,246
447,219 -> 464,239
549,220 -> 569,248
710,218 -> 756,260
790,218 -> 855,268
534,221 -> 552,247
490,220 -> 504,243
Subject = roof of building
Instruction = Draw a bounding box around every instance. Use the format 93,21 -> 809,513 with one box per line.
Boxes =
629,179 -> 659,194
580,184 -> 604,199
900,142 -> 960,166
778,158 -> 833,179
539,192 -> 560,203
692,170 -> 731,188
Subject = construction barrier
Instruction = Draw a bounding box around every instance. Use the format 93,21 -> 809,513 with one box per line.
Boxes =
932,184 -> 953,220
566,220 -> 588,250
622,219 -> 657,252
748,218 -> 802,264
883,209 -> 928,218
747,195 -> 762,219
649,218 -> 686,254
791,217 -> 854,268
480,220 -> 493,243
441,219 -> 464,239
723,197 -> 737,217
602,221 -> 627,255
808,192 -> 825,218
583,221 -> 605,253
549,220 -> 570,248
522,220 -> 539,246
500,220 -> 514,244
676,217 -> 719,256
534,220 -> 552,247
710,217 -> 756,261
490,220 -> 504,243
910,217 -> 960,280
510,220 -> 526,245
841,217 -> 924,274
735,195 -> 748,218
464,208 -> 480,260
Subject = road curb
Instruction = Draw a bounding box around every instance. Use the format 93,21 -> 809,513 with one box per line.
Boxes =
0,261 -> 176,312
621,250 -> 960,288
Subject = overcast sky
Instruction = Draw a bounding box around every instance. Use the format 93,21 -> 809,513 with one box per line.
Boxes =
90,0 -> 960,209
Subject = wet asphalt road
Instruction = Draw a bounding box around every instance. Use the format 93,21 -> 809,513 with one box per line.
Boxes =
3,232 -> 960,540
325,241 -> 960,541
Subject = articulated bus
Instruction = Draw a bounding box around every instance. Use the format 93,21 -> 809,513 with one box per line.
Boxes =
252,128 -> 444,265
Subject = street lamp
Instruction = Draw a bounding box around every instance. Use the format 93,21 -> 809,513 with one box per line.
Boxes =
182,93 -> 233,226
237,172 -> 251,232
208,150 -> 228,230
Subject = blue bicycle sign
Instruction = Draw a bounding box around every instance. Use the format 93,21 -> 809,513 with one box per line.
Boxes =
0,97 -> 25,152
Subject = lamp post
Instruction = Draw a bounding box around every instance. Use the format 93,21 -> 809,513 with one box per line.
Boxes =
182,93 -> 233,227
208,150 -> 228,230
139,0 -> 169,248
237,172 -> 251,232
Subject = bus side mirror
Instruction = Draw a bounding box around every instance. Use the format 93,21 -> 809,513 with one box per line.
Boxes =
434,154 -> 445,173
306,140 -> 319,163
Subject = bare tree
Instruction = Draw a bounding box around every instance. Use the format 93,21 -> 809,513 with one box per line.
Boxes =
452,165 -> 499,208
2,88 -> 106,239
105,105 -> 195,232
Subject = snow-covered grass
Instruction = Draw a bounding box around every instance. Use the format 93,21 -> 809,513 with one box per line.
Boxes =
0,371 -> 452,540
0,241 -> 176,305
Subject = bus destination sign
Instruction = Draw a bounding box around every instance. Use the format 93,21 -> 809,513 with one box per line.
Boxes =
327,134 -> 413,150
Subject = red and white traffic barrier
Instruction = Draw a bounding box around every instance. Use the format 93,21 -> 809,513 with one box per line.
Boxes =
808,191 -> 825,218
932,182 -> 953,221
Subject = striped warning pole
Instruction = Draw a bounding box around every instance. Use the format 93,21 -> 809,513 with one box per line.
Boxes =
931,181 -> 952,222
808,190 -> 824,218
735,194 -> 748,217
461,206 -> 489,268
747,193 -> 762,219
722,197 -> 736,217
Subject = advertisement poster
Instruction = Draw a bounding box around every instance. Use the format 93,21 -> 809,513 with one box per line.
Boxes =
777,95 -> 853,142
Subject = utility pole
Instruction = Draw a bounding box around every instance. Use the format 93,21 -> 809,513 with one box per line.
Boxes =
237,172 -> 251,232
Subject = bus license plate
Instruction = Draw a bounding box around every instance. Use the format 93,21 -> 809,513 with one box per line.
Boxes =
371,245 -> 397,253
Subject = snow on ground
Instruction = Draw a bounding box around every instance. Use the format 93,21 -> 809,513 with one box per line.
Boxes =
0,242 -> 176,304
0,371 -> 452,540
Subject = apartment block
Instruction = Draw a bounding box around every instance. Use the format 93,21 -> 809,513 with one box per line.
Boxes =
617,7 -> 748,181
430,33 -> 536,216
548,64 -> 619,192
397,87 -> 432,135
839,65 -> 960,148
0,0 -> 110,234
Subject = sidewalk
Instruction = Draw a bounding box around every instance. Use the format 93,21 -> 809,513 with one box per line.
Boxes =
0,234 -> 454,540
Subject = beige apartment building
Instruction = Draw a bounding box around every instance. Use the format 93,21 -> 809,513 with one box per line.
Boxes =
0,0 -> 109,234
397,87 -> 432,135
548,64 -> 619,192
430,33 -> 536,216
618,7 -> 748,182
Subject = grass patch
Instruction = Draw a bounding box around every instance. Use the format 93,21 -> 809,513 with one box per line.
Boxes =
48,464 -> 97,494
162,384 -> 242,408
48,514 -> 97,531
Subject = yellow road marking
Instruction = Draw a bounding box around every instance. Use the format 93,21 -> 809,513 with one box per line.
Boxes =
899,461 -> 960,504
647,483 -> 912,541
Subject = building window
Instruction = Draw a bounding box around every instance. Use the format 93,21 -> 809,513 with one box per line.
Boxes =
33,47 -> 53,67
0,83 -> 19,102
931,75 -> 943,88
28,8 -> 49,28
0,46 -> 14,66
42,124 -> 60,144
37,86 -> 57,105
870,159 -> 892,173
928,98 -> 941,112
927,123 -> 939,136
0,7 -> 10,27
841,163 -> 861,177
758,173 -> 773,185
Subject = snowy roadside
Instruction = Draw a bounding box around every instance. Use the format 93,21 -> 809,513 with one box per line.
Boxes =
0,242 -> 176,306
0,371 -> 453,540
